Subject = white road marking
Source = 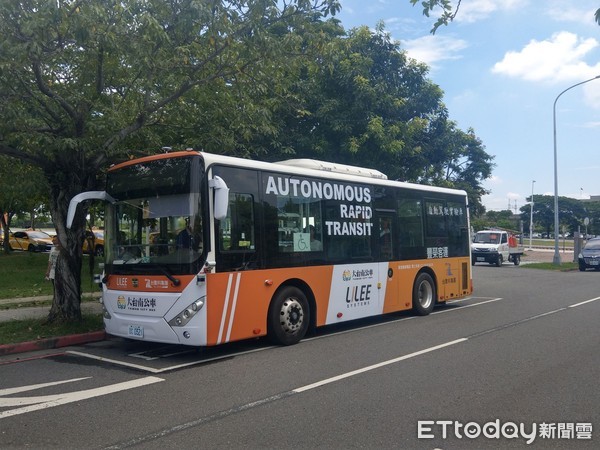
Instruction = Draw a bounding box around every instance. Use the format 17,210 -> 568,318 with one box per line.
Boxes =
0,377 -> 90,396
67,351 -> 166,373
433,297 -> 503,314
0,376 -> 163,419
293,338 -> 468,393
569,296 -> 600,308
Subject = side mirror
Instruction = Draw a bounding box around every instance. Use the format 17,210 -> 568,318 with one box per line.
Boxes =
209,176 -> 229,220
67,191 -> 116,229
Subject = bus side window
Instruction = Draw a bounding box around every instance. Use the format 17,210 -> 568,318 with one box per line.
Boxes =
447,201 -> 468,256
379,217 -> 393,260
397,197 -> 424,260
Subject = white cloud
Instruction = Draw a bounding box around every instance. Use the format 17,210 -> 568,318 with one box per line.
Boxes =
403,35 -> 468,68
492,31 -> 600,83
455,0 -> 522,23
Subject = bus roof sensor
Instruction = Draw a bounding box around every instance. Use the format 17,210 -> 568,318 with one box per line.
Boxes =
277,158 -> 388,180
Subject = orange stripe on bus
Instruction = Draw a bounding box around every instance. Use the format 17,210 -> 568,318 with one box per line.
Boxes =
205,266 -> 334,345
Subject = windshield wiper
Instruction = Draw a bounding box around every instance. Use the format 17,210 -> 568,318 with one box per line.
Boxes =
157,265 -> 181,286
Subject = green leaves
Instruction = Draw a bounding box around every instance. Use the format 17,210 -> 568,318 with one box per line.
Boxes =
409,0 -> 461,34
0,0 -> 341,318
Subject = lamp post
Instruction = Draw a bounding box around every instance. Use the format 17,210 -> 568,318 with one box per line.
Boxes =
552,75 -> 600,265
529,180 -> 535,251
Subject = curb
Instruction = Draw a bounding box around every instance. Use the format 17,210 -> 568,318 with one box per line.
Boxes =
0,330 -> 106,357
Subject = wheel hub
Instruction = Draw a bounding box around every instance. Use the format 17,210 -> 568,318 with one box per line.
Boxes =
280,298 -> 304,334
418,282 -> 432,309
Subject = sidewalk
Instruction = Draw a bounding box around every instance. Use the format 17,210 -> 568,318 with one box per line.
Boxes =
0,293 -> 103,323
520,247 -> 577,264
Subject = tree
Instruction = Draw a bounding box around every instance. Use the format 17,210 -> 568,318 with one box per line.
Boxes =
0,0 -> 340,322
257,24 -> 493,211
474,210 -> 518,232
581,201 -> 600,236
519,195 -> 587,237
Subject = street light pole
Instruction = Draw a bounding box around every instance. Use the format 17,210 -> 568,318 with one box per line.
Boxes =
552,75 -> 600,265
529,180 -> 535,251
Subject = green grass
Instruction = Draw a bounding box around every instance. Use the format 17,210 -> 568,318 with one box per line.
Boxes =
0,252 -> 101,300
521,261 -> 579,271
0,251 -> 104,346
0,314 -> 104,345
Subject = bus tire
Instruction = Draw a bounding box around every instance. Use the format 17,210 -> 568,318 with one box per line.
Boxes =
412,272 -> 435,316
268,286 -> 309,346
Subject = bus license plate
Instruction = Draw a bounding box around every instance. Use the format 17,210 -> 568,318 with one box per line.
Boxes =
128,325 -> 144,338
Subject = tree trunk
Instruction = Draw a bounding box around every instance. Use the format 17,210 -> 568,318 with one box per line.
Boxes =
1,212 -> 12,254
47,246 -> 83,322
45,175 -> 90,323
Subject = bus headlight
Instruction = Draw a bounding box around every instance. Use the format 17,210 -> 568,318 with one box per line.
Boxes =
168,297 -> 205,327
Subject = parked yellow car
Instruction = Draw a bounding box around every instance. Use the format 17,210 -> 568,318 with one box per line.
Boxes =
8,230 -> 54,252
83,229 -> 105,256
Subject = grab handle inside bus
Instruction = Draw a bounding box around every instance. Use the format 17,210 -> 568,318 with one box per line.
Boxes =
209,176 -> 229,220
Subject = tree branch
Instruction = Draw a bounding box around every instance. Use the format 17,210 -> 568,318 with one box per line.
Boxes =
32,61 -> 79,124
0,143 -> 50,169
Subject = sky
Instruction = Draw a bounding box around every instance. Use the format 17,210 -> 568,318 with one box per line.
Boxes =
334,0 -> 600,212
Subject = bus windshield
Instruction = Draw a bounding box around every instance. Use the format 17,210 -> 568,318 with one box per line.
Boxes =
104,155 -> 206,275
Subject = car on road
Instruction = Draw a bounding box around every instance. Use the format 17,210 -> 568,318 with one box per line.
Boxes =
7,230 -> 54,252
578,237 -> 600,271
83,229 -> 105,256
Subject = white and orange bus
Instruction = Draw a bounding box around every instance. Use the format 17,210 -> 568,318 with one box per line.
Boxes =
68,150 -> 472,346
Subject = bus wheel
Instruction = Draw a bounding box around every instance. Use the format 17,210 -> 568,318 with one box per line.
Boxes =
412,273 -> 435,316
268,286 -> 309,346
